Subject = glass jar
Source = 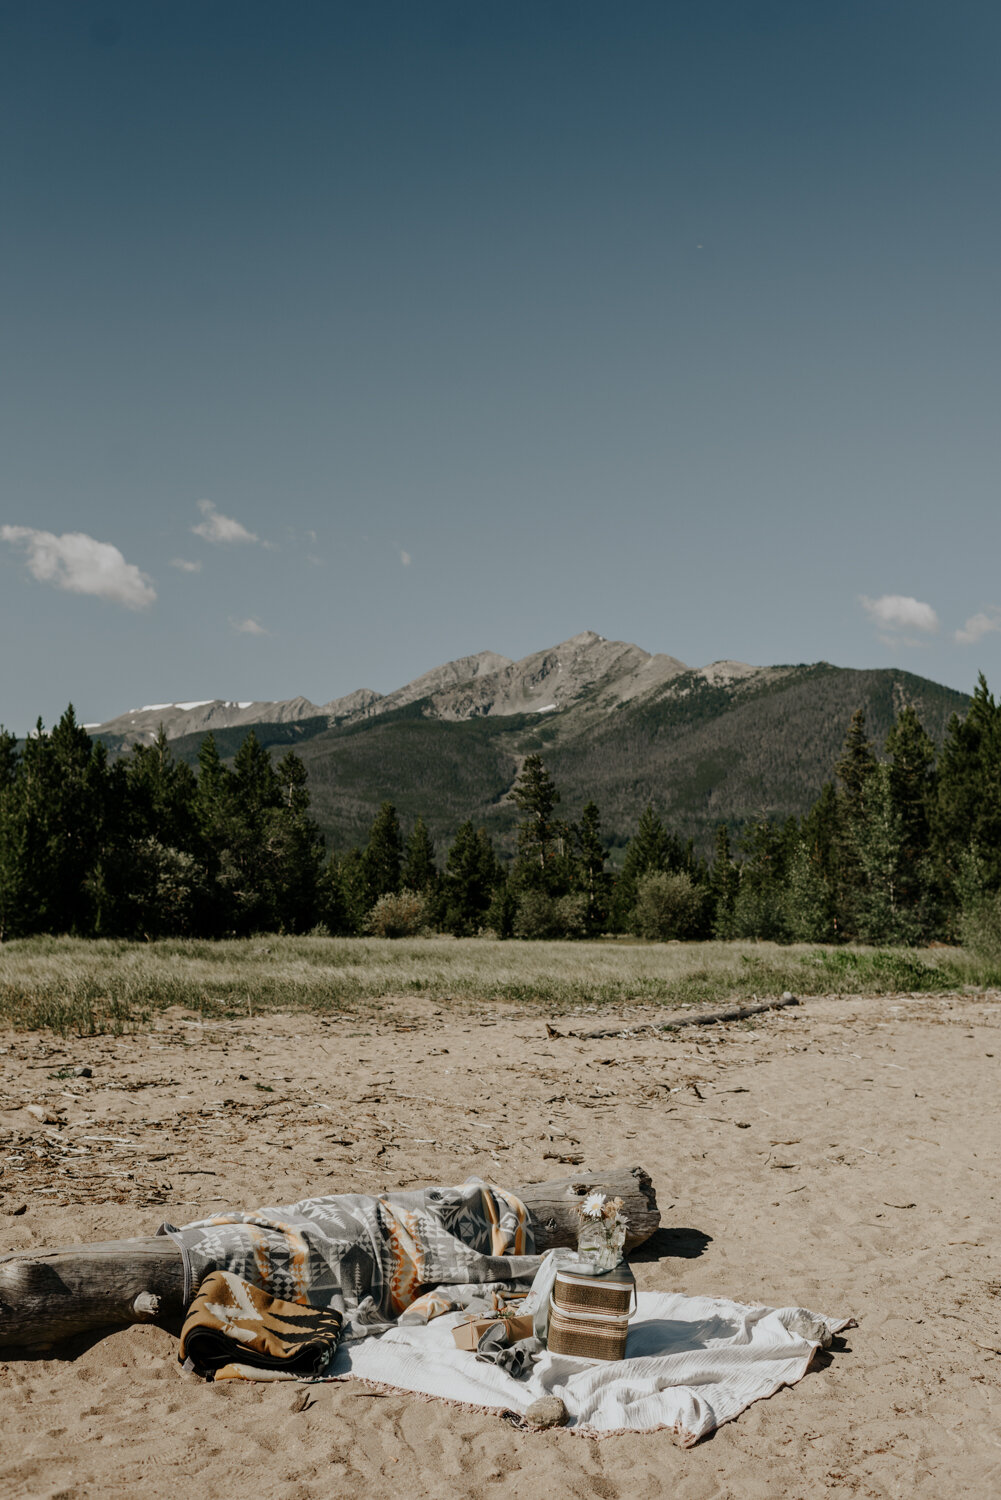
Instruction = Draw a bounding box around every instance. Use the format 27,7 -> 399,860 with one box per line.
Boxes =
577,1214 -> 625,1272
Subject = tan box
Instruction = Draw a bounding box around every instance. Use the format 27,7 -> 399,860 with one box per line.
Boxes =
452,1312 -> 535,1351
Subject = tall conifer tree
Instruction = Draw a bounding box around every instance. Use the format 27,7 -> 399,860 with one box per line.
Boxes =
709,824 -> 739,939
573,801 -> 610,934
511,755 -> 561,877
443,821 -> 499,935
363,802 -> 403,907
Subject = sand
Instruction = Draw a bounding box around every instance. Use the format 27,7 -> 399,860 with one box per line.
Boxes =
0,989 -> 999,1499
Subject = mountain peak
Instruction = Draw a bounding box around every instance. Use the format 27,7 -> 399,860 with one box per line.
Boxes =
88,632 -> 692,744
562,629 -> 607,648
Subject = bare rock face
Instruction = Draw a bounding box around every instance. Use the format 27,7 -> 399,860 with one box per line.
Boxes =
426,633 -> 667,720
321,687 -> 384,723
374,651 -> 514,714
91,696 -> 330,746
87,632 -> 766,746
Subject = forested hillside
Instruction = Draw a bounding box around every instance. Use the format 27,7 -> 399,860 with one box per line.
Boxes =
539,664 -> 967,854
3,673 -> 1001,953
158,663 -> 966,857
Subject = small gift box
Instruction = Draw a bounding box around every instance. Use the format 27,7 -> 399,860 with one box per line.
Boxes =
452,1311 -> 535,1351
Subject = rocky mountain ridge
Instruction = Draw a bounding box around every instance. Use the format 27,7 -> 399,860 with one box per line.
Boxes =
89,630 -> 745,745
83,634 -> 970,856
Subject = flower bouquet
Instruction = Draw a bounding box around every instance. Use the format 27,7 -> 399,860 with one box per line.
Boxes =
576,1191 -> 627,1272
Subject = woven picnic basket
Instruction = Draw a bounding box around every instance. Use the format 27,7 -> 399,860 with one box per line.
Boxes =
546,1262 -> 636,1361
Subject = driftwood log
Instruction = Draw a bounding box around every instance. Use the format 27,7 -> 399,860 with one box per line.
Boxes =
566,992 -> 800,1041
0,1166 -> 658,1350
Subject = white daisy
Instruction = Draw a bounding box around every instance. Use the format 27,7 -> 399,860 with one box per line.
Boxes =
580,1191 -> 607,1219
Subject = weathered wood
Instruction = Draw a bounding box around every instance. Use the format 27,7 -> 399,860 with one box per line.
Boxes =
0,1167 -> 658,1350
0,1236 -> 185,1349
519,1166 -> 660,1254
572,992 -> 800,1041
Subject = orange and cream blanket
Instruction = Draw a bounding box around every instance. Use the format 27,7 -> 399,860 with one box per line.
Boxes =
165,1177 -> 540,1376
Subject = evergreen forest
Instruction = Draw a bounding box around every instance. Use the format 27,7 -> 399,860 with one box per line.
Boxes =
2,675 -> 1001,956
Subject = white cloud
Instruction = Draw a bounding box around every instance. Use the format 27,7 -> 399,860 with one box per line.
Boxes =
0,525 -> 156,609
192,499 -> 259,545
955,608 -> 1001,646
859,594 -> 939,638
400,549 -> 411,567
170,557 -> 202,573
231,616 -> 268,636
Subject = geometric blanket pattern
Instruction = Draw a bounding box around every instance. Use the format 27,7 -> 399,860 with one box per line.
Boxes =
162,1178 -> 540,1338
178,1270 -> 344,1378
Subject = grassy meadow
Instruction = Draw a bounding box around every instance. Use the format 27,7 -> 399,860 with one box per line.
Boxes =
0,933 -> 997,1035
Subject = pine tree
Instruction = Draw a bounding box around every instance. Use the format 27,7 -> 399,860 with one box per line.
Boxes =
833,708 -> 879,937
362,802 -> 403,908
0,729 -> 16,789
14,708 -> 109,934
262,751 -> 325,932
731,818 -> 794,942
275,749 -> 311,814
0,728 -> 23,940
317,854 -> 355,936
401,816 -> 442,926
125,727 -> 198,850
800,782 -> 840,886
709,824 -> 739,939
783,838 -> 834,942
194,733 -> 233,852
934,674 -> 1001,900
335,847 -> 370,934
511,755 -> 561,879
852,763 -> 919,942
884,705 -> 938,925
232,731 -> 280,820
191,731 -> 296,934
572,801 -> 610,935
485,873 -> 517,939
611,804 -> 684,931
403,816 -> 437,892
443,821 -> 499,935
211,732 -> 280,931
835,708 -> 877,813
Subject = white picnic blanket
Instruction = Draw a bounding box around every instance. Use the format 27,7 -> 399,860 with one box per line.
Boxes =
321,1290 -> 850,1446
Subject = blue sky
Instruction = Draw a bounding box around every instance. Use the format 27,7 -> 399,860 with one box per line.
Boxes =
2,1 -> 999,734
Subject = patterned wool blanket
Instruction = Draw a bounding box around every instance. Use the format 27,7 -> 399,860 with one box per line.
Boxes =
163,1177 -> 542,1374
179,1271 -> 344,1377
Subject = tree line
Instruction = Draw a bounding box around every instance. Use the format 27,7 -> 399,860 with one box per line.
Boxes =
2,674 -> 1000,948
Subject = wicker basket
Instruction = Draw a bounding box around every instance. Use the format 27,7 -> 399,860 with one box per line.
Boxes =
546,1263 -> 636,1361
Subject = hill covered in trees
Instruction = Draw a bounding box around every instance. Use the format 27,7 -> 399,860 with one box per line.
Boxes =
84,633 -> 969,857
159,659 -> 967,858
2,671 -> 1000,954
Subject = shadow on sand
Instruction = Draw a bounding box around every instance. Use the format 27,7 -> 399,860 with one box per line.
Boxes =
630,1226 -> 713,1262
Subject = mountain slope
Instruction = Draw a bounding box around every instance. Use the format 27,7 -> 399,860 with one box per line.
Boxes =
90,635 -> 971,856
286,661 -> 966,855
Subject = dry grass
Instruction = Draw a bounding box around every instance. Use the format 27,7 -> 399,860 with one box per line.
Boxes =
0,933 -> 995,1035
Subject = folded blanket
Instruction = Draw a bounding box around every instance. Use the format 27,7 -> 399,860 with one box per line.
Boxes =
179,1270 -> 343,1378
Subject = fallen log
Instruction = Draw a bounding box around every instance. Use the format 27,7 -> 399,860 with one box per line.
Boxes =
566,992 -> 800,1041
522,1165 -> 659,1254
0,1166 -> 658,1350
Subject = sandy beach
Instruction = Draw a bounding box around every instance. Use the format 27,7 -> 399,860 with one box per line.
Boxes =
1,988 -> 999,1498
